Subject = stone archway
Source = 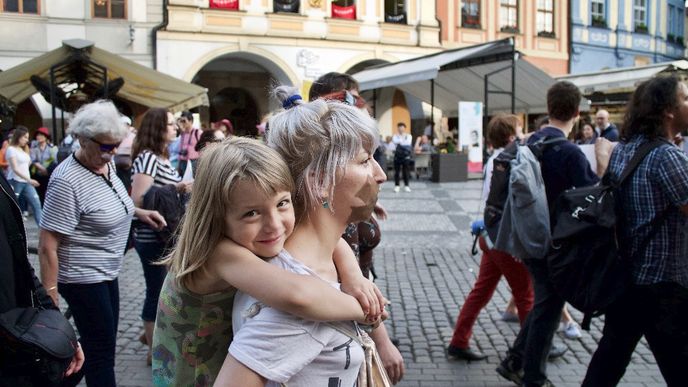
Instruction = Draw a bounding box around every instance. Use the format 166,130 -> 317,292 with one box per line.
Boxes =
191,52 -> 294,136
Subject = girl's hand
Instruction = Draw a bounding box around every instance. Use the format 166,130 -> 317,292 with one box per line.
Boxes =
176,181 -> 193,193
340,277 -> 387,322
135,209 -> 167,230
29,179 -> 40,187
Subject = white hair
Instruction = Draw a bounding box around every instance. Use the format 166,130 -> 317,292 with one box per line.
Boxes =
267,85 -> 379,219
67,100 -> 127,140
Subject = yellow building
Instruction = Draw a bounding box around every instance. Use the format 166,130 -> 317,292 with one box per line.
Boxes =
160,0 -> 442,136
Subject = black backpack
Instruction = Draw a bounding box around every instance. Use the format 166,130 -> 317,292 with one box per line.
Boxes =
483,136 -> 566,244
547,139 -> 669,330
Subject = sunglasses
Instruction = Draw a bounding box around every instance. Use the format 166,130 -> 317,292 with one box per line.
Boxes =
90,137 -> 121,152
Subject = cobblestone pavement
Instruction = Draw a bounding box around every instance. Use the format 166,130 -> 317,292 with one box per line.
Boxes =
26,178 -> 663,386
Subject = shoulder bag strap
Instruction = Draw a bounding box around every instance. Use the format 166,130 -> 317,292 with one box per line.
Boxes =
615,139 -> 666,186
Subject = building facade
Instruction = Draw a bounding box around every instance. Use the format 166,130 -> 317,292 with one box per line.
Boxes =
0,0 -> 164,130
436,0 -> 569,76
158,0 -> 441,136
571,0 -> 686,74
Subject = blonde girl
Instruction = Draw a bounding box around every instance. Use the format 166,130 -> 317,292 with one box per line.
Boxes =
152,137 -> 384,387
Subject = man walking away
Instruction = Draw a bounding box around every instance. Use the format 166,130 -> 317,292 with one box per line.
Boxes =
582,76 -> 688,387
496,81 -> 599,387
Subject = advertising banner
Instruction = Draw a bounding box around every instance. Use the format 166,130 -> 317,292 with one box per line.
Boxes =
459,101 -> 483,173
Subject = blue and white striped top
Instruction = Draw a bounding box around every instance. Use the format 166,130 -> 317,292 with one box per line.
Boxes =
40,154 -> 135,284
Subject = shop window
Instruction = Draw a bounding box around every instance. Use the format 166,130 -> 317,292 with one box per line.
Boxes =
536,0 -> 554,37
332,0 -> 356,20
461,0 -> 480,28
209,0 -> 239,10
274,0 -> 299,13
590,0 -> 606,27
2,0 -> 39,14
499,0 -> 518,33
93,0 -> 126,19
385,0 -> 406,24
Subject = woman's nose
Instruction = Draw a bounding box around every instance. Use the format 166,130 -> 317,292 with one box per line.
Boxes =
372,158 -> 386,184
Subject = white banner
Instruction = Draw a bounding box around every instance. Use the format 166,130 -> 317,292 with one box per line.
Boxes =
458,101 -> 483,173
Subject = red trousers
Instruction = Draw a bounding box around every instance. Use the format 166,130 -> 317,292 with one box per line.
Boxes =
449,237 -> 534,349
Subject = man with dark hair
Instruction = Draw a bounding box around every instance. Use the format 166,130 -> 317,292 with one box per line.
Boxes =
177,111 -> 200,176
582,76 -> 688,387
497,81 -> 599,387
308,72 -> 359,101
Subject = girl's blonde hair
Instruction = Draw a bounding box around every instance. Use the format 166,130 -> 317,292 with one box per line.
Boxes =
267,86 -> 379,220
165,137 -> 294,288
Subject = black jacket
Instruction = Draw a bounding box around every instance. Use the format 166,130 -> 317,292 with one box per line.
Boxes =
0,173 -> 55,313
141,184 -> 187,247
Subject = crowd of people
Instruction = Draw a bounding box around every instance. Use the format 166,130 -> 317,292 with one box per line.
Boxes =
1,74 -> 687,387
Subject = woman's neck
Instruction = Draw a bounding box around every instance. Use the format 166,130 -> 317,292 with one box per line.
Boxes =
285,207 -> 348,281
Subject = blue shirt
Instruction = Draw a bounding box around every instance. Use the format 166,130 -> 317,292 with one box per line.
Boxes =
607,135 -> 688,288
527,126 -> 599,208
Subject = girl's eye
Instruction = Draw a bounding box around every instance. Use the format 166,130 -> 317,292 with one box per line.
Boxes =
277,199 -> 291,208
243,210 -> 258,218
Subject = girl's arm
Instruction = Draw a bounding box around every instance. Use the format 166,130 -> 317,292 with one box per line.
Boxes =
210,239 -> 370,323
130,173 -> 154,207
333,238 -> 386,319
7,153 -> 38,184
213,354 -> 266,387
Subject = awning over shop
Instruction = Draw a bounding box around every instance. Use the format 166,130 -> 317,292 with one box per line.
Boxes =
353,38 -> 556,115
556,60 -> 688,95
0,39 -> 208,113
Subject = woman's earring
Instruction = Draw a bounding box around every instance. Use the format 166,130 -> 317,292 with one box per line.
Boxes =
322,200 -> 329,209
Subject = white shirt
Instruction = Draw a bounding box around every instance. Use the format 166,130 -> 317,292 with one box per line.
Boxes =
481,148 -> 504,206
230,250 -> 364,387
392,133 -> 412,147
5,146 -> 31,182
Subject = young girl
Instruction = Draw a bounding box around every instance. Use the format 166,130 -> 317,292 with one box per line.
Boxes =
152,137 -> 384,386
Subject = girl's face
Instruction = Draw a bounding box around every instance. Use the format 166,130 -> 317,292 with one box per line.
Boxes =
582,124 -> 594,139
224,180 -> 295,258
18,133 -> 29,147
166,112 -> 177,143
332,147 -> 387,224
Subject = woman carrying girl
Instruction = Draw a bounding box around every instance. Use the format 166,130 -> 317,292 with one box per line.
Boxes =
215,87 -> 388,386
152,137 -> 385,386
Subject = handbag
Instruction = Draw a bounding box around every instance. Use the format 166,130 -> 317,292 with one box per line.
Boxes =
328,322 -> 392,387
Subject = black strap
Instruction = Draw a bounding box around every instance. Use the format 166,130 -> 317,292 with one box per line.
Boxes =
0,183 -> 36,296
614,139 -> 666,186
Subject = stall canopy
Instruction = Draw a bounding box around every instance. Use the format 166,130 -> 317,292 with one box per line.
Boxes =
353,38 -> 556,115
557,60 -> 688,96
0,39 -> 209,113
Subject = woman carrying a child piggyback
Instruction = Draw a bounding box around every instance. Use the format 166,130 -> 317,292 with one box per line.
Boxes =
152,135 -> 386,386
213,86 -> 388,386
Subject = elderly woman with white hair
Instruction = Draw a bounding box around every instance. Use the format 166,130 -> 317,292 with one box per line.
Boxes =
38,100 -> 165,387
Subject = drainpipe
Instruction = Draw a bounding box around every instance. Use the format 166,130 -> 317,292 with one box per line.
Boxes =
151,0 -> 169,70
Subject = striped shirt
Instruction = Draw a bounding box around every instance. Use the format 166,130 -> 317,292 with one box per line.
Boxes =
132,150 -> 181,243
40,154 -> 135,284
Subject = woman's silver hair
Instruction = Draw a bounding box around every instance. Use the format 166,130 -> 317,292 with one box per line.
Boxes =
267,85 -> 379,219
67,100 -> 128,140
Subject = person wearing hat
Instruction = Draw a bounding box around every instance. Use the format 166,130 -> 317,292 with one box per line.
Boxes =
30,126 -> 57,204
215,118 -> 234,137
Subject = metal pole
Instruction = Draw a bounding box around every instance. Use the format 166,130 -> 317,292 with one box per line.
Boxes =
50,68 -> 57,140
484,70 -> 489,134
511,40 -> 516,114
373,88 -> 377,118
430,78 -> 435,127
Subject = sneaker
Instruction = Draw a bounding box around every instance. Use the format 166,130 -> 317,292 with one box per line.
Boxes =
563,321 -> 582,339
404,186 -> 411,192
496,355 -> 523,385
394,186 -> 400,193
547,342 -> 568,360
447,345 -> 487,361
501,311 -> 519,323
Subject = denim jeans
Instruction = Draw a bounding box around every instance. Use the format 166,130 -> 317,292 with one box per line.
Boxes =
583,282 -> 688,387
507,258 -> 565,387
9,179 -> 42,225
59,280 -> 119,387
134,240 -> 168,322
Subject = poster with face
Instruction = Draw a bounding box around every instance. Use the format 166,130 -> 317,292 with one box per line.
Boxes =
459,101 -> 483,173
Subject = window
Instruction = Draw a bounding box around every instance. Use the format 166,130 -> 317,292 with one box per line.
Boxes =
499,0 -> 518,32
93,0 -> 126,19
1,0 -> 38,14
209,0 -> 239,10
667,4 -> 684,46
332,0 -> 356,19
385,0 -> 406,24
274,0 -> 299,13
590,0 -> 606,27
633,0 -> 647,32
461,0 -> 480,28
536,0 -> 554,37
